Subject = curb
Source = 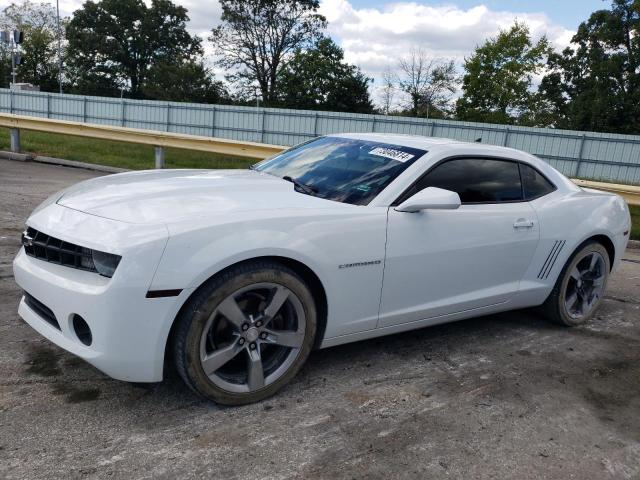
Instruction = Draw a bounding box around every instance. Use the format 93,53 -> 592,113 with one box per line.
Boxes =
0,151 -> 33,162
34,155 -> 129,174
0,150 -> 129,174
628,240 -> 640,250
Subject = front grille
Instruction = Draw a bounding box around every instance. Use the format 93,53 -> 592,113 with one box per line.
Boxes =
24,292 -> 60,330
22,227 -> 97,273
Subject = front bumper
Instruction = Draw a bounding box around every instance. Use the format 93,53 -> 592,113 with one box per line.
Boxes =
13,204 -> 192,382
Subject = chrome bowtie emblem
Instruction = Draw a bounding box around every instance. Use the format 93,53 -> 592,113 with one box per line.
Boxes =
21,231 -> 34,247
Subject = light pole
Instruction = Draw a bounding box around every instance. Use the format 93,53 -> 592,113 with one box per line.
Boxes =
56,0 -> 62,93
11,41 -> 16,84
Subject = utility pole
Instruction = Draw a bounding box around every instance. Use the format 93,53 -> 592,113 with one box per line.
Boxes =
56,0 -> 63,93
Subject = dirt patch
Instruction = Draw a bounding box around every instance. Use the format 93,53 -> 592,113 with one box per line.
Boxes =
52,382 -> 102,403
24,344 -> 61,377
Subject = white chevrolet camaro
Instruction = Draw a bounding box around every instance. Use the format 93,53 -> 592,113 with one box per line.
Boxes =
14,133 -> 631,404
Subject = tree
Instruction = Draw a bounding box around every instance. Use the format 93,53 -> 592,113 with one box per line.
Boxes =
142,61 -> 229,103
210,0 -> 326,105
0,1 -> 64,91
277,37 -> 373,113
66,0 -> 203,98
456,21 -> 551,125
378,67 -> 396,115
397,49 -> 457,118
539,0 -> 640,133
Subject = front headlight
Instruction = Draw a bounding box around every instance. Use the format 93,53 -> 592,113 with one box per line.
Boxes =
92,250 -> 122,278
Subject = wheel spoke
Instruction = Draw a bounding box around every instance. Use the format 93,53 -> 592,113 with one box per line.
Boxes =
217,295 -> 247,329
263,286 -> 290,322
247,348 -> 265,390
589,253 -> 598,271
201,341 -> 242,376
264,329 -> 304,348
580,295 -> 589,314
570,268 -> 581,282
565,291 -> 578,312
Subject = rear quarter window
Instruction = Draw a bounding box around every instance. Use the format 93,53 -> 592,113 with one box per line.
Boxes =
519,163 -> 556,200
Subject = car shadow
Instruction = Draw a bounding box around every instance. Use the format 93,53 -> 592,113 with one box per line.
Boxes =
21,301 -> 635,434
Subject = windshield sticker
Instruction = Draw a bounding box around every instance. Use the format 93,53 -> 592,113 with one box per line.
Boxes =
368,147 -> 415,163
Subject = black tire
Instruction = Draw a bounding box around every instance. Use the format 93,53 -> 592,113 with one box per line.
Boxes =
540,241 -> 610,326
173,260 -> 317,405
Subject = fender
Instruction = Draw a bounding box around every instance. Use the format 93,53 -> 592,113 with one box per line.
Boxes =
150,206 -> 389,339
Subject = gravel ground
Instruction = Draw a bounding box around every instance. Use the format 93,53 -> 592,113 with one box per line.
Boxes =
1,158 -> 639,480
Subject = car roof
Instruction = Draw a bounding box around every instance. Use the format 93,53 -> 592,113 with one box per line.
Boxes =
328,132 -> 462,150
328,132 -> 529,157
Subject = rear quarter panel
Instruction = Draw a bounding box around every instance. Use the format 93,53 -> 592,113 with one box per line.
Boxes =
514,189 -> 630,307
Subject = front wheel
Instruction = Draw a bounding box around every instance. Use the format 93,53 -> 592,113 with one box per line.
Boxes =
541,241 -> 610,326
173,261 -> 317,405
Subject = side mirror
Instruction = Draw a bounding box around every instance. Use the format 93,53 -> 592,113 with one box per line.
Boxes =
395,187 -> 461,212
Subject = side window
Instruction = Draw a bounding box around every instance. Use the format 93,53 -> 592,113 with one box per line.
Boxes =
415,158 -> 523,204
519,163 -> 556,200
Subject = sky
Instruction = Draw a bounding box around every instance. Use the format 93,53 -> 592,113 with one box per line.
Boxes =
48,0 -> 609,105
346,0 -> 606,29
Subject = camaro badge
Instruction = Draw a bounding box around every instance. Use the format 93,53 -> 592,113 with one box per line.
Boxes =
338,260 -> 382,269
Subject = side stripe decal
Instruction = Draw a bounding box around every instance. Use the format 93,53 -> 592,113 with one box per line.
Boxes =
538,240 -> 566,279
146,289 -> 183,298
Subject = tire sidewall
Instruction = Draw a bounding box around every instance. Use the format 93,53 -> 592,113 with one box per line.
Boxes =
556,242 -> 610,326
181,265 -> 317,405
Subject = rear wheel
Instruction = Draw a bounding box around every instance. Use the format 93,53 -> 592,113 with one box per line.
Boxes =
541,241 -> 610,326
174,261 -> 317,405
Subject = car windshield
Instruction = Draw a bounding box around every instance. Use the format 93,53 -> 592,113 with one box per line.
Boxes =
252,136 -> 427,205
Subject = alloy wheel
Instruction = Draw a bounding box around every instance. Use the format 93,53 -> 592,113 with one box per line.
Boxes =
563,251 -> 607,320
198,282 -> 306,393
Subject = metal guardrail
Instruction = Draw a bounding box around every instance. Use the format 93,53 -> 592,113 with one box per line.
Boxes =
0,113 -> 285,166
3,88 -> 640,185
573,179 -> 640,206
1,112 -> 638,205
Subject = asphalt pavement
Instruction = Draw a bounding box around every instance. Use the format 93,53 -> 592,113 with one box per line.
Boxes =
1,158 -> 639,479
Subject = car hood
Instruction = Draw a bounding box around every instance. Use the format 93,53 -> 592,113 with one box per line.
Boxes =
57,169 -> 344,224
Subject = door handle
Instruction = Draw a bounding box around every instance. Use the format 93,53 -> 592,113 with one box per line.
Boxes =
513,219 -> 534,229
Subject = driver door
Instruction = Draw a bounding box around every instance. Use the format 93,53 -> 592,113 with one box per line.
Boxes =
378,157 -> 540,328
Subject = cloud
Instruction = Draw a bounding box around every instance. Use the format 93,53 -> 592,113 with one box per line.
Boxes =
55,0 -> 575,106
319,0 -> 576,107
58,0 -> 221,33
56,0 -> 85,18
176,0 -> 223,39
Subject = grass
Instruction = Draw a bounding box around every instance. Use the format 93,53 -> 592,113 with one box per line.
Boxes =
0,127 -> 257,170
630,205 -> 640,241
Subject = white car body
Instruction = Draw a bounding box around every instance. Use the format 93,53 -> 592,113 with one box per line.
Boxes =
13,134 -> 631,383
